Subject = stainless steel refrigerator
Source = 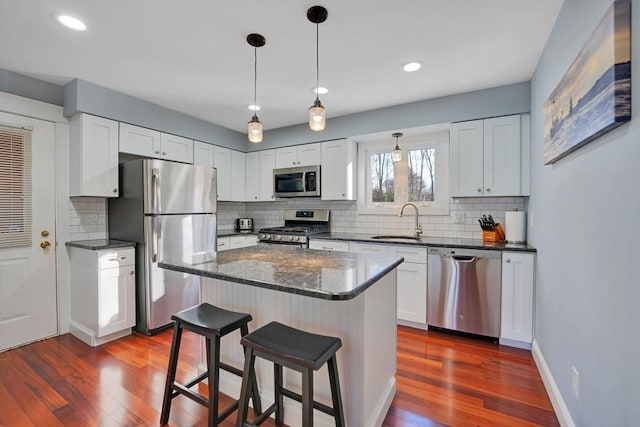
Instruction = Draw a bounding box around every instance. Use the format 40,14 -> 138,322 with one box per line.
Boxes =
108,159 -> 217,335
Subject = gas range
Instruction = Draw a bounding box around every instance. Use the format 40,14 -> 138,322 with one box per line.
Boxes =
258,209 -> 329,246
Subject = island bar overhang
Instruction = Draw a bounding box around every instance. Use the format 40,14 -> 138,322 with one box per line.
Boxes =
159,245 -> 404,427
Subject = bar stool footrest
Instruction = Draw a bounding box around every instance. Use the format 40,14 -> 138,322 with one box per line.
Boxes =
280,387 -> 336,416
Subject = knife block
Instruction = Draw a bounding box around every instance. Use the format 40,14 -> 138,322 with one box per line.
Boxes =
482,223 -> 505,242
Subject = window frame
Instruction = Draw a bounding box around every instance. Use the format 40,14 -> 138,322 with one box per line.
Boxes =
357,130 -> 450,215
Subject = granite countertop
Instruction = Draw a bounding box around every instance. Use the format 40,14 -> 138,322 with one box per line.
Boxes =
158,244 -> 404,301
65,239 -> 136,250
311,232 -> 536,253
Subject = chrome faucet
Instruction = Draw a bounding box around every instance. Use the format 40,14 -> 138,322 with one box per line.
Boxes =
399,203 -> 422,237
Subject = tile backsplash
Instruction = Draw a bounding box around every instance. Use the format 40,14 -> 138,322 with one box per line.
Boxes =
221,197 -> 526,240
87,196 -> 525,241
68,197 -> 107,240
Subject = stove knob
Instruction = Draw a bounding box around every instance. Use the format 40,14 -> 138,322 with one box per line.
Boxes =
275,235 -> 282,240
288,236 -> 294,241
293,236 -> 300,242
264,234 -> 271,240
258,233 -> 265,239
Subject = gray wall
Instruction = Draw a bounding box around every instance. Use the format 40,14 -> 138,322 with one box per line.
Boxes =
529,0 -> 639,425
63,79 -> 247,150
256,82 -> 530,150
0,68 -> 64,106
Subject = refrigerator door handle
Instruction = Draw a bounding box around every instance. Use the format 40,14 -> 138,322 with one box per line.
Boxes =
152,216 -> 159,262
152,168 -> 160,213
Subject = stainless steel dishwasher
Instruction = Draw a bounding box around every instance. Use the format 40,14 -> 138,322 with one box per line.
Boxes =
427,247 -> 501,337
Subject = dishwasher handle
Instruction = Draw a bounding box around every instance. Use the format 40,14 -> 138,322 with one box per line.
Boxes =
452,255 -> 476,262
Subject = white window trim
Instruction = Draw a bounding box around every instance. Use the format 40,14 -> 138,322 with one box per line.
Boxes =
357,130 -> 450,215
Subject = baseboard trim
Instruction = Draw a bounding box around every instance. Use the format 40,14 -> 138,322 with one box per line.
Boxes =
531,339 -> 576,427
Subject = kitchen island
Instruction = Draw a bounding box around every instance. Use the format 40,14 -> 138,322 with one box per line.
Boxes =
159,244 -> 403,427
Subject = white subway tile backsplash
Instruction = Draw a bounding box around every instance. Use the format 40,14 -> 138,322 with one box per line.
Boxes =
216,196 -> 526,241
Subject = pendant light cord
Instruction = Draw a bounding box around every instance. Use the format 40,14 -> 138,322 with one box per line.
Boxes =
253,46 -> 258,111
315,23 -> 320,101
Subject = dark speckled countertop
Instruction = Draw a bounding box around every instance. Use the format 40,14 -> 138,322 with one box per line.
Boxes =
311,232 -> 536,253
65,239 -> 136,250
158,244 -> 404,300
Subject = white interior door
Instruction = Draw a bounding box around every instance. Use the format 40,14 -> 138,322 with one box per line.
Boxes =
0,111 -> 57,351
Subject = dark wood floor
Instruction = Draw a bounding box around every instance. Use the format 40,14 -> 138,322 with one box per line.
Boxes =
0,326 -> 558,426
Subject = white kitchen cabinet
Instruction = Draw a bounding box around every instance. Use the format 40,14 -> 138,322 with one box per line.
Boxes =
246,149 -> 276,202
450,114 -> 523,197
275,143 -> 321,168
193,140 -> 215,168
218,235 -> 258,251
69,246 -> 136,346
160,133 -> 194,164
500,251 -> 535,348
231,150 -> 246,201
213,147 -> 245,202
119,123 -> 193,164
213,146 -> 231,200
388,246 -> 428,325
350,242 -> 427,326
69,113 -> 120,197
308,240 -> 350,252
321,139 -> 357,201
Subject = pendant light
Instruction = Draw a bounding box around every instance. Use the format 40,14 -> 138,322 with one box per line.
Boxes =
307,6 -> 328,131
247,33 -> 266,143
392,132 -> 403,162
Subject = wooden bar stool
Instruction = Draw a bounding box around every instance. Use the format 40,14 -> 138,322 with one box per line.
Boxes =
160,303 -> 262,426
236,321 -> 345,427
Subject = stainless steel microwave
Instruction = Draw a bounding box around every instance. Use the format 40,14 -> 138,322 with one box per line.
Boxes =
273,165 -> 321,197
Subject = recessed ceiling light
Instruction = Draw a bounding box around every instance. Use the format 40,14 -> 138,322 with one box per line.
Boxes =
313,87 -> 329,95
403,62 -> 423,72
56,15 -> 87,31
248,104 -> 261,111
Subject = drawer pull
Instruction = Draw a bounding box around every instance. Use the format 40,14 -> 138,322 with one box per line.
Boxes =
108,256 -> 127,261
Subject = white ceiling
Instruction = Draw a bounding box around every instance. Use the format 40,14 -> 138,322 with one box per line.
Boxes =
0,0 -> 563,133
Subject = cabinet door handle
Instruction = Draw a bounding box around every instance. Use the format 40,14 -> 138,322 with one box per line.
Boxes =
505,258 -> 511,263
162,151 -> 167,155
130,270 -> 135,275
113,188 -> 118,193
477,188 -> 482,192
486,187 -> 491,192
155,150 -> 161,154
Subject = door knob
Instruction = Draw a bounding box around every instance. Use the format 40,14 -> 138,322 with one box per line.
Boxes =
41,230 -> 49,237
40,241 -> 51,249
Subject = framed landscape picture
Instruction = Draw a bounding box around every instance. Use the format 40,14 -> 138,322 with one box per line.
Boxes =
543,0 -> 631,164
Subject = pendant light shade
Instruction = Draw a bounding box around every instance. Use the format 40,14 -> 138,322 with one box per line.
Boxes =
247,33 -> 265,143
392,132 -> 403,162
248,115 -> 263,143
307,6 -> 328,131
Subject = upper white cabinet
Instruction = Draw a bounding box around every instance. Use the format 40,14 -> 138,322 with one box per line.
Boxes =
275,143 -> 321,168
193,141 -> 215,168
231,150 -> 246,201
245,149 -> 276,202
213,146 -> 232,200
160,133 -> 194,164
119,123 -> 193,164
213,146 -> 245,202
500,251 -> 535,347
450,114 -> 525,197
321,139 -> 357,201
69,113 -> 120,197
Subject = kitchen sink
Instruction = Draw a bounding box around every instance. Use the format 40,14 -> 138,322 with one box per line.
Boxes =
371,235 -> 422,241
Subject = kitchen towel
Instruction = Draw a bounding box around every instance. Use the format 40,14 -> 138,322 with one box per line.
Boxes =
505,211 -> 526,243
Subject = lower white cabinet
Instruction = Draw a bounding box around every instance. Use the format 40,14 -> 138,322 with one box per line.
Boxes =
308,240 -> 350,252
217,235 -> 258,251
349,242 -> 427,326
69,246 -> 136,346
500,251 -> 535,347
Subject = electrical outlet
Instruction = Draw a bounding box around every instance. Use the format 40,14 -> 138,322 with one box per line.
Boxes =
453,212 -> 465,224
572,366 -> 579,400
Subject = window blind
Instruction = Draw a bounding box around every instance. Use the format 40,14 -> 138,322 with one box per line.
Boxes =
0,125 -> 32,248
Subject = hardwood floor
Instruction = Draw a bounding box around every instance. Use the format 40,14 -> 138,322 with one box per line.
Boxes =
0,326 -> 558,426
